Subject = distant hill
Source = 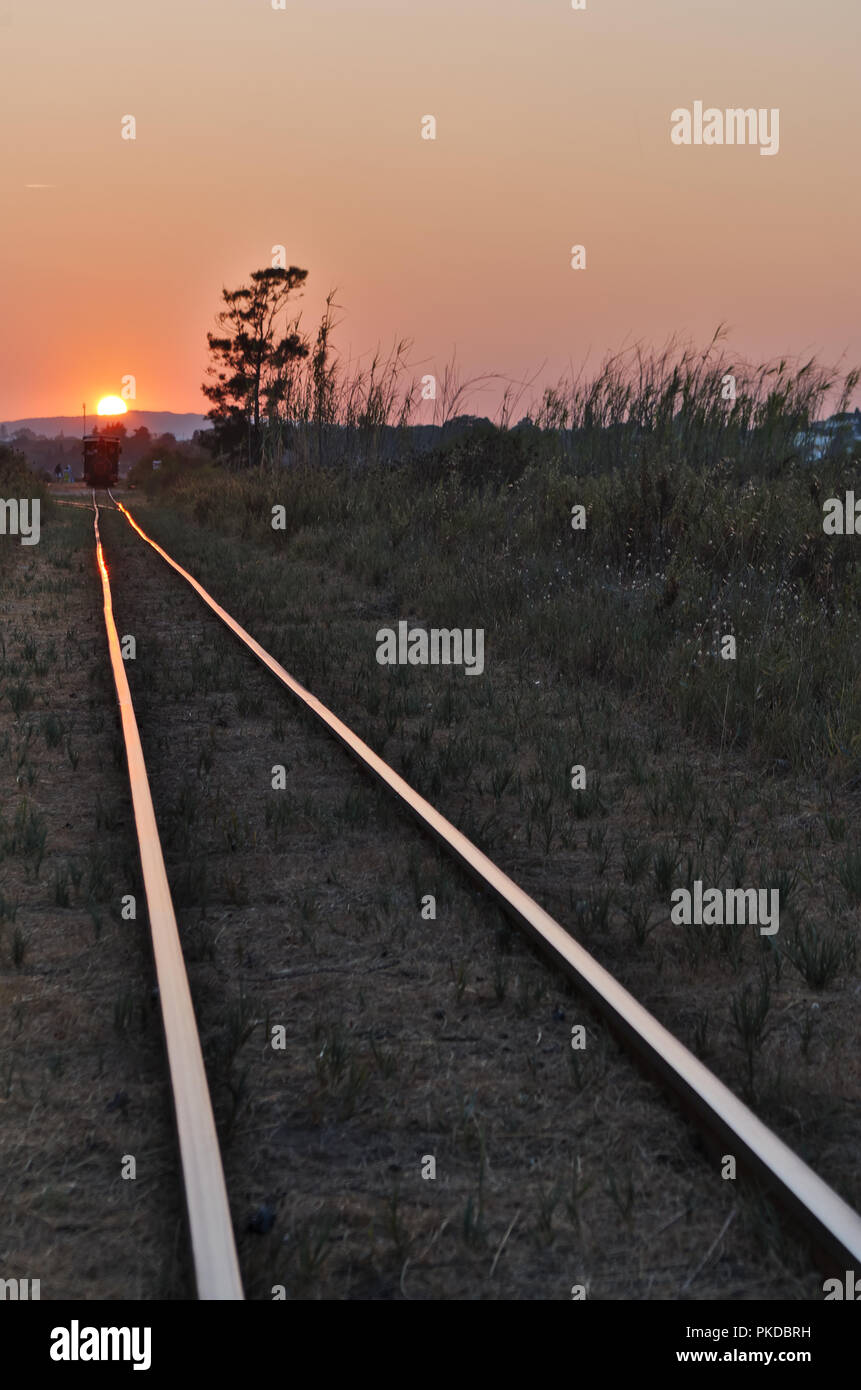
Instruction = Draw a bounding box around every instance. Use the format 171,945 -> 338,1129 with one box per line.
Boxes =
1,410 -> 210,441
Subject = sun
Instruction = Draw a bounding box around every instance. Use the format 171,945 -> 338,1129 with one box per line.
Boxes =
97,395 -> 127,416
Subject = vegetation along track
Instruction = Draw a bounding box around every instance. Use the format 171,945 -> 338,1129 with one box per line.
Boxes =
84,486 -> 860,1298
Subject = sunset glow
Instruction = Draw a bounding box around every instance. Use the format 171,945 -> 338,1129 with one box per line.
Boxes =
96,396 -> 127,417
2,0 -> 859,423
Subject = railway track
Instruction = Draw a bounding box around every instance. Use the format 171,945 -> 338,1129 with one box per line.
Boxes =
93,494 -> 243,1301
92,486 -> 861,1297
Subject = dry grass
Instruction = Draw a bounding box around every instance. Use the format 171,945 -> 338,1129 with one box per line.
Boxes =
0,500 -> 184,1299
77,497 -> 829,1298
1,471 -> 852,1300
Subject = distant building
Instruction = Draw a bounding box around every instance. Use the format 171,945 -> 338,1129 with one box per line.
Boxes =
795,409 -> 861,461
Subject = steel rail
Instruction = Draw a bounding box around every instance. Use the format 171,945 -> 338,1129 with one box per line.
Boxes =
93,494 -> 244,1301
109,492 -> 861,1274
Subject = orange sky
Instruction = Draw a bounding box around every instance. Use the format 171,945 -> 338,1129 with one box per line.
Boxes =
2,0 -> 859,420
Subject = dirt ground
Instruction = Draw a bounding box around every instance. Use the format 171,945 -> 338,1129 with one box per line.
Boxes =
0,488 -> 845,1299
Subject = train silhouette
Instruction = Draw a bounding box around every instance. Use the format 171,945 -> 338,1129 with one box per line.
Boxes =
81,404 -> 122,487
82,433 -> 121,487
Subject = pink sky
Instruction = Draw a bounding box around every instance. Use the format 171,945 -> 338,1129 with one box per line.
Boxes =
2,0 -> 859,420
